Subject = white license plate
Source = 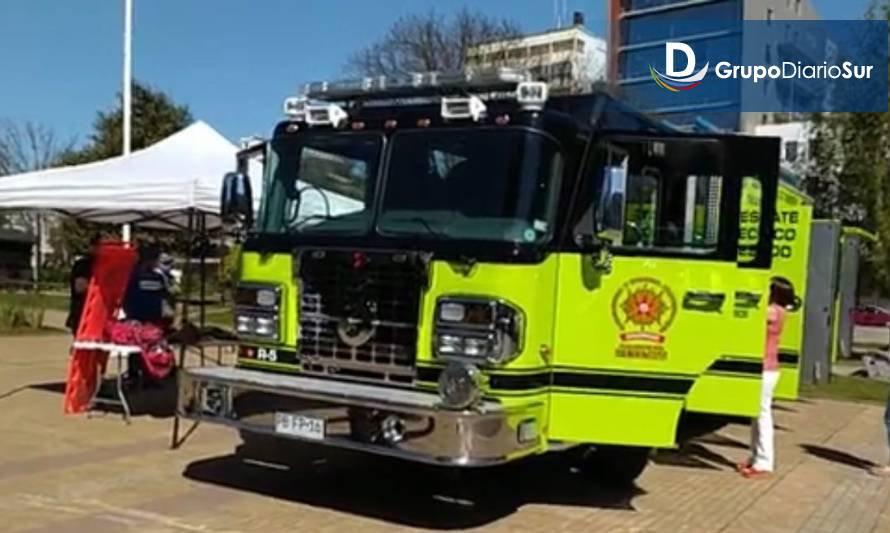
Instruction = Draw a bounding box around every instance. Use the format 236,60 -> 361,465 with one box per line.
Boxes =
274,412 -> 325,440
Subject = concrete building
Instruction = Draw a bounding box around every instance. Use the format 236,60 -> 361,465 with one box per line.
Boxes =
755,121 -> 812,167
609,0 -> 819,132
467,12 -> 607,94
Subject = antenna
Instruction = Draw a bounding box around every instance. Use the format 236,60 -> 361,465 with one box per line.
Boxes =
554,0 -> 561,28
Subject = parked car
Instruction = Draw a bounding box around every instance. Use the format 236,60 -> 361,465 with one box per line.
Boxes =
853,305 -> 890,327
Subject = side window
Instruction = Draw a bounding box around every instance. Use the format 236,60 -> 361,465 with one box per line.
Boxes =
597,138 -> 725,255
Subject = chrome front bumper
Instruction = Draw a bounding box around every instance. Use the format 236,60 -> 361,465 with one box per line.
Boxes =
177,366 -> 545,466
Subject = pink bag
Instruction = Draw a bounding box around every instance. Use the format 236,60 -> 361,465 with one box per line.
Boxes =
106,321 -> 174,380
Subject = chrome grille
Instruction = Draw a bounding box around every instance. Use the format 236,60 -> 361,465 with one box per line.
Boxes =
297,250 -> 428,384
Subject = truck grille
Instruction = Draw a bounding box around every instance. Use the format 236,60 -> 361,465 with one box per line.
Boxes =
296,250 -> 428,384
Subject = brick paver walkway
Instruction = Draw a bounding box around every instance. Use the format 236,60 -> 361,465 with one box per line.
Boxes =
1,334 -> 889,532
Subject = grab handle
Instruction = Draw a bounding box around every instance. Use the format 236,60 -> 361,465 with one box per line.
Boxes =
683,291 -> 726,313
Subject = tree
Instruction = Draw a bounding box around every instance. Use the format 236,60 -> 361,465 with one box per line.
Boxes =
51,81 -> 193,262
0,121 -> 71,176
0,121 -> 73,264
803,1 -> 890,294
345,8 -> 521,77
59,81 -> 192,165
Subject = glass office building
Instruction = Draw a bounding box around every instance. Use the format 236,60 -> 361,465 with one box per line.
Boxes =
609,0 -> 818,132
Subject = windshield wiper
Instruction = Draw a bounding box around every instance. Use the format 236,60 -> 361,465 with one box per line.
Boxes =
384,216 -> 444,240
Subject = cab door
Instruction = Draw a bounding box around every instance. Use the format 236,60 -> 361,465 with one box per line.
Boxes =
682,135 -> 778,414
548,133 -> 775,448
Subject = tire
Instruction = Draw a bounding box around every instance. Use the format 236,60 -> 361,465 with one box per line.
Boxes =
577,445 -> 651,486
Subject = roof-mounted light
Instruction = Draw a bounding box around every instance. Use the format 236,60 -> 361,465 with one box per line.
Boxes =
283,96 -> 308,119
441,95 -> 487,122
305,103 -> 348,128
283,96 -> 348,128
516,81 -> 549,111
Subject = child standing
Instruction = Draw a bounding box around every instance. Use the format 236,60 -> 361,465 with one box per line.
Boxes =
741,276 -> 796,479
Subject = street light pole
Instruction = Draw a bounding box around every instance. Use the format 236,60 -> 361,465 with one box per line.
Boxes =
122,0 -> 133,243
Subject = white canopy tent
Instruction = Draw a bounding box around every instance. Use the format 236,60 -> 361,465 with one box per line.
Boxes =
0,121 -> 259,230
0,120 -> 364,231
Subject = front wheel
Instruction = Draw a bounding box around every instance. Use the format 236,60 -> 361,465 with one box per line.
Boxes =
575,445 -> 651,486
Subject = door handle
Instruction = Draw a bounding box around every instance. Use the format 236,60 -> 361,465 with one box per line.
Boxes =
734,291 -> 762,310
683,291 -> 726,313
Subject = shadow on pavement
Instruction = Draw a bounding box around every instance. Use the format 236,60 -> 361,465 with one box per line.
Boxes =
800,444 -> 877,470
183,443 -> 644,530
652,442 -> 738,471
27,375 -> 178,419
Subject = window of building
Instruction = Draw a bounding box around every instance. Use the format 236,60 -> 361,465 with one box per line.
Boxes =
552,39 -> 575,53
508,47 -> 528,60
785,141 -> 799,163
530,44 -> 549,57
576,39 -> 585,53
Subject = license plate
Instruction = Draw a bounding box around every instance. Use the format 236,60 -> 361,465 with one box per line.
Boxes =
274,412 -> 325,440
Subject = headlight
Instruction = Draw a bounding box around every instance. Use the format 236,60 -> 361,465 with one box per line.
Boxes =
234,283 -> 282,341
438,362 -> 484,409
433,297 -> 524,365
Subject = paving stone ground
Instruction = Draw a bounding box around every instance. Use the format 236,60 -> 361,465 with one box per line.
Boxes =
2,333 -> 890,532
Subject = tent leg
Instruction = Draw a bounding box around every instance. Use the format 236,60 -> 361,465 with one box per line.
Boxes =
171,210 -> 197,449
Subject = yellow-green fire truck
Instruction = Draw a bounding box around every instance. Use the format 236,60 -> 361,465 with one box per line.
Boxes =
179,69 -> 783,483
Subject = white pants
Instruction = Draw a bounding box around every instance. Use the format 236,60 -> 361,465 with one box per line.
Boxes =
750,370 -> 780,472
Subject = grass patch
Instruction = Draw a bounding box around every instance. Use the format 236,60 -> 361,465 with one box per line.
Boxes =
801,375 -> 890,405
0,292 -> 69,311
202,307 -> 233,327
0,327 -> 67,337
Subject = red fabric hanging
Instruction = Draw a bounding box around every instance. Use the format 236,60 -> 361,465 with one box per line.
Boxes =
63,241 -> 138,414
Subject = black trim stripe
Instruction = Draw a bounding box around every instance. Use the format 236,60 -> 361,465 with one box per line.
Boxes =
553,372 -> 693,394
417,366 -> 693,395
779,351 -> 800,365
707,359 -> 762,375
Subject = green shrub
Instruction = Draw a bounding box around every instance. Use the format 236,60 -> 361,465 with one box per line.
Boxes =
0,295 -> 46,332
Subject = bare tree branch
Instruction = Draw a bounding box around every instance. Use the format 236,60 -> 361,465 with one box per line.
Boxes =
0,120 -> 74,176
345,8 -> 521,77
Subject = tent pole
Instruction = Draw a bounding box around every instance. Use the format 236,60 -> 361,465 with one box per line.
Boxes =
122,0 -> 133,157
121,0 -> 133,243
172,208 -> 195,449
199,212 -> 207,330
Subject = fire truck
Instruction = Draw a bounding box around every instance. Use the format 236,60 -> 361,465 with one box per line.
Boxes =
179,69 -> 781,483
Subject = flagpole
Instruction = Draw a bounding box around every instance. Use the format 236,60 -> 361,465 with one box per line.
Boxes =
122,0 -> 133,243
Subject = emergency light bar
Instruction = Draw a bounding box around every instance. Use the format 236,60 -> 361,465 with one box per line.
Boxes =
304,67 -> 531,101
284,68 -> 550,126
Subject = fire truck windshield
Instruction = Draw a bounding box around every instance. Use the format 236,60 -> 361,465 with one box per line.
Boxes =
258,127 -> 563,244
258,132 -> 383,235
378,128 -> 562,244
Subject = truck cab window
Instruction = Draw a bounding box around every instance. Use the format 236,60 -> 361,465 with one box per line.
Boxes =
379,128 -> 563,244
596,138 -> 724,255
259,133 -> 382,235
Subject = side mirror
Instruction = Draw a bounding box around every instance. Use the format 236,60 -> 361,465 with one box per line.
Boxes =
221,171 -> 254,227
597,165 -> 627,246
788,296 -> 803,312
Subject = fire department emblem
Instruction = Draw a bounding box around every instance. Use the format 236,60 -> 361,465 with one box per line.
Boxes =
611,277 -> 677,360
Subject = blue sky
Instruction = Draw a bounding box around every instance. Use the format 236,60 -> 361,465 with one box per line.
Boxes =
0,0 -> 876,147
